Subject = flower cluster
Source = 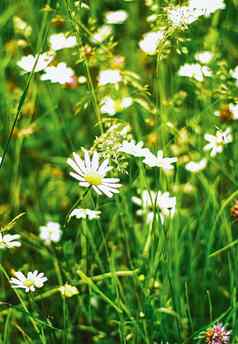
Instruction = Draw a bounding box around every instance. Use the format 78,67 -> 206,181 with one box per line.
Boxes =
205,323 -> 231,344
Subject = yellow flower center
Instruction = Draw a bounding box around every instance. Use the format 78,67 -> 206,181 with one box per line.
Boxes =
24,279 -> 34,288
84,171 -> 102,186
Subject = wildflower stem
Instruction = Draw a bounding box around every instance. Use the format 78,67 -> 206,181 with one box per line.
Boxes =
65,188 -> 90,225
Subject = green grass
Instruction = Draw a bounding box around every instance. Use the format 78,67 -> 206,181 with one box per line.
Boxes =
0,0 -> 238,343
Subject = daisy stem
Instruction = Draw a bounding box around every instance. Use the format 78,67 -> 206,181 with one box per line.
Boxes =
76,269 -> 138,284
65,188 -> 90,225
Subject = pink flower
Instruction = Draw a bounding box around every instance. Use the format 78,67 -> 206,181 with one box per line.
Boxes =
205,323 -> 231,344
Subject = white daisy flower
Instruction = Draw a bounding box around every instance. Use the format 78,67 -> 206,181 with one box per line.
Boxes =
185,159 -> 207,173
188,0 -> 226,17
69,208 -> 101,220
17,52 -> 54,73
139,31 -> 165,56
49,33 -> 77,51
105,10 -> 128,24
100,97 -> 116,115
118,140 -> 150,157
132,190 -> 176,224
41,63 -> 75,85
10,271 -> 47,293
204,128 -> 232,157
195,51 -> 213,64
67,150 -> 122,198
98,69 -> 122,86
143,150 -> 177,171
39,221 -> 62,245
178,63 -> 212,81
0,233 -> 21,249
167,6 -> 201,27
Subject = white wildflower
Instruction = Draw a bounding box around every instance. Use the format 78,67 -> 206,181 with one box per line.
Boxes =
69,208 -> 101,220
67,150 -> 122,198
167,6 -> 201,27
49,33 -> 77,51
105,10 -> 128,24
17,52 -> 54,73
41,63 -> 75,85
0,233 -> 21,249
139,31 -> 164,55
98,69 -> 122,86
204,128 -> 232,157
10,271 -> 47,292
178,63 -> 212,81
132,190 -> 176,224
185,159 -> 207,173
39,221 -> 62,245
143,150 -> 177,172
188,0 -> 226,17
100,96 -> 133,115
118,140 -> 150,157
92,25 -> 112,43
195,51 -> 213,64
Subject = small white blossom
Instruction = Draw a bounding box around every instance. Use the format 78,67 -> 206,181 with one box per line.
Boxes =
10,271 -> 47,293
143,150 -> 177,172
0,233 -> 21,249
188,0 -> 226,17
204,128 -> 232,157
67,150 -> 121,198
41,63 -> 75,85
178,63 -> 212,81
132,190 -> 176,224
195,51 -> 213,64
139,31 -> 164,55
98,69 -> 122,86
69,208 -> 101,220
39,221 -> 62,245
167,6 -> 201,27
118,140 -> 150,157
185,159 -> 207,173
92,25 -> 112,43
100,96 -> 133,116
105,10 -> 128,24
49,33 -> 77,51
17,52 -> 54,73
